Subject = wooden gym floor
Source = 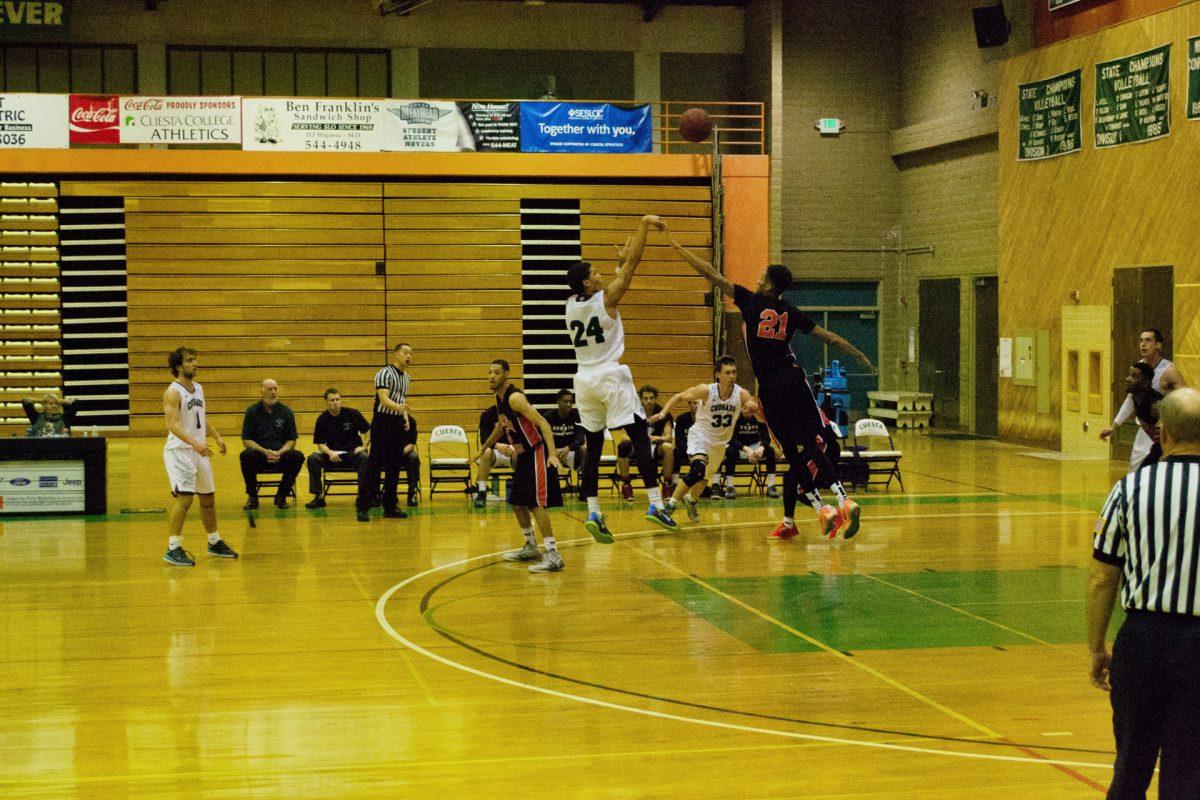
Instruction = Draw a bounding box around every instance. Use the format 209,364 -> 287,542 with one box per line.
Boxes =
0,431 -> 1133,798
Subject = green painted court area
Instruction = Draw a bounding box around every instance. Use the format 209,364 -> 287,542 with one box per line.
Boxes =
646,566 -> 1118,653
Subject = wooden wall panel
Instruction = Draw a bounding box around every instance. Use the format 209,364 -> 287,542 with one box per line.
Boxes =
0,183 -> 60,434
998,3 -> 1200,448
114,181 -> 387,436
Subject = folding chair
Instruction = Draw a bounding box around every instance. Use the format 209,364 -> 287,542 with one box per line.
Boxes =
428,425 -> 472,497
850,418 -> 905,491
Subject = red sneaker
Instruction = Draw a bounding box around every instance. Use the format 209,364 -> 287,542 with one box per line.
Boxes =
835,499 -> 861,541
769,521 -> 799,540
818,505 -> 840,540
620,481 -> 634,502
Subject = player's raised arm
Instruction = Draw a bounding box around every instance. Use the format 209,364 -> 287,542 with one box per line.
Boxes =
811,326 -> 875,372
605,215 -> 661,315
665,229 -> 733,295
652,384 -> 709,423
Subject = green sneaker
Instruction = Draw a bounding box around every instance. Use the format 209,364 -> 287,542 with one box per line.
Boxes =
584,512 -> 613,544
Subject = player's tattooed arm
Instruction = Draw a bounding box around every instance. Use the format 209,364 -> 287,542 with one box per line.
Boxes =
812,326 -> 875,373
664,232 -> 734,295
606,215 -> 662,315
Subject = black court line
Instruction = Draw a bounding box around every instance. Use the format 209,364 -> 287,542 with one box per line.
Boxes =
413,559 -> 1114,757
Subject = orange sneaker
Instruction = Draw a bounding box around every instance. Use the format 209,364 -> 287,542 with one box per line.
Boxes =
835,499 -> 861,541
818,505 -> 840,540
769,521 -> 799,540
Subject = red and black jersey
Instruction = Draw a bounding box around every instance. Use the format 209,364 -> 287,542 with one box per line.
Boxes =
495,384 -> 542,452
732,284 -> 816,381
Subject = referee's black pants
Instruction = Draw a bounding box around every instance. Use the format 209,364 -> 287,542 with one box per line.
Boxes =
358,414 -> 409,513
1107,610 -> 1200,800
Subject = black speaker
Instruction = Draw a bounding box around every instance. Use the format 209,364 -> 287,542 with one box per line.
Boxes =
972,2 -> 1011,48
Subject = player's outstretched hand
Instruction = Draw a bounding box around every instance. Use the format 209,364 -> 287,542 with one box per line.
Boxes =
1099,427 -> 1113,441
642,214 -> 664,231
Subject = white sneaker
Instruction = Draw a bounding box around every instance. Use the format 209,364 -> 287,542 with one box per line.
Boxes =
504,541 -> 541,562
529,552 -> 564,573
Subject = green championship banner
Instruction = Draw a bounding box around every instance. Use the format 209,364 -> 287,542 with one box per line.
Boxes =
1095,44 -> 1171,148
1018,69 -> 1081,160
1188,36 -> 1200,120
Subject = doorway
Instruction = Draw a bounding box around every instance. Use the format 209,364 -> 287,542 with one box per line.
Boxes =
1110,266 -> 1173,462
974,276 -> 999,437
1061,305 -> 1111,458
919,278 -> 961,429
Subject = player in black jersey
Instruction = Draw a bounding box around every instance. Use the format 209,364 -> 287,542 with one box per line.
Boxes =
665,226 -> 874,543
476,359 -> 566,573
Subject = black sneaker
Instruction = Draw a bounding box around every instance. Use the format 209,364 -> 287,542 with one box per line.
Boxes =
243,497 -> 259,511
207,540 -> 239,559
163,546 -> 195,567
274,495 -> 289,509
356,509 -> 370,522
383,508 -> 408,519
473,490 -> 487,509
305,497 -> 326,509
407,493 -> 419,508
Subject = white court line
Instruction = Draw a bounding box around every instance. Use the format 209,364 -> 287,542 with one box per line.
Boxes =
375,512 -> 1114,771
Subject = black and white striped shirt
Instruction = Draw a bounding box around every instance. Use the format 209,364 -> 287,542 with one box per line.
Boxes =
373,364 -> 409,416
1093,455 -> 1200,616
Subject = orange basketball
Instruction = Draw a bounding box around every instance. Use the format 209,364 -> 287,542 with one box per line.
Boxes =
679,107 -> 714,143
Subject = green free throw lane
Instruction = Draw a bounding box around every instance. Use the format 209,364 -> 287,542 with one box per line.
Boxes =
646,566 -> 1116,653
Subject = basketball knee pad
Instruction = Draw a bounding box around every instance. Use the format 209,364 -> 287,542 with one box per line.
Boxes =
617,439 -> 633,459
685,458 -> 707,486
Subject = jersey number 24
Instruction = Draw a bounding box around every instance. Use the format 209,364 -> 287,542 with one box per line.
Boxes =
756,310 -> 789,341
570,316 -> 606,347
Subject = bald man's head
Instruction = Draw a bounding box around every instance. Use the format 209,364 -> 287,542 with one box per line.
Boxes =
1158,388 -> 1200,451
261,379 -> 279,406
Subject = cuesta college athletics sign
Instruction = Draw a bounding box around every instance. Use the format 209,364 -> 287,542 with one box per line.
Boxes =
0,2 -> 69,41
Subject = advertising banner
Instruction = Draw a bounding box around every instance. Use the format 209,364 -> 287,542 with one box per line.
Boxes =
0,93 -> 67,148
0,0 -> 69,41
1095,44 -> 1171,148
381,100 -> 475,151
241,98 -> 383,152
69,94 -> 119,145
0,460 -> 85,513
519,102 -> 652,153
1017,69 -> 1081,160
119,96 -> 241,144
458,102 -> 521,151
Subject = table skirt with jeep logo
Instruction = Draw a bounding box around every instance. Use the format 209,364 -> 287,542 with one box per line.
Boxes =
0,437 -> 106,515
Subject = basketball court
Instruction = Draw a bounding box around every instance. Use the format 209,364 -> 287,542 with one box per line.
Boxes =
0,431 -> 1127,798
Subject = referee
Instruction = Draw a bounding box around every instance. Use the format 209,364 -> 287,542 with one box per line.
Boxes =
1089,387 -> 1200,799
357,343 -> 413,523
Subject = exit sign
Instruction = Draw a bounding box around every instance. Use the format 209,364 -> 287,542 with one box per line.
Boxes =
816,118 -> 843,135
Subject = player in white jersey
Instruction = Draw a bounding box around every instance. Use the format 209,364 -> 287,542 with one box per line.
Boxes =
1101,328 -> 1187,471
564,214 -> 677,541
162,347 -> 238,566
651,356 -> 756,523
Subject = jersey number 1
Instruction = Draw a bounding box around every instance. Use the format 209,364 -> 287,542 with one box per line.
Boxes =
756,309 -> 789,341
570,316 -> 606,347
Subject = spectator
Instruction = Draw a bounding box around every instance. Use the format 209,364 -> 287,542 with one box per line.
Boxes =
240,379 -> 303,510
305,388 -> 370,509
473,404 -> 508,508
23,394 -> 77,437
616,385 -> 674,499
547,389 -> 586,496
718,417 -> 779,499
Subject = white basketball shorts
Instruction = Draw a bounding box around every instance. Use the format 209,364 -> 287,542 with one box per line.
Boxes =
573,361 -> 642,433
164,446 -> 215,495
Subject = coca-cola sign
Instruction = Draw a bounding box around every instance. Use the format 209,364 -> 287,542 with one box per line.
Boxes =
69,94 -> 118,144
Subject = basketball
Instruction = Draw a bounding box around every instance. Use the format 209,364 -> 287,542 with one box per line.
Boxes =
679,107 -> 714,143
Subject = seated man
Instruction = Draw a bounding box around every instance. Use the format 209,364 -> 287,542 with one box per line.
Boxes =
616,385 -> 674,499
472,404 -> 508,508
23,394 -> 78,437
547,389 -> 586,497
240,378 -> 304,510
717,417 -> 779,499
305,388 -> 370,509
